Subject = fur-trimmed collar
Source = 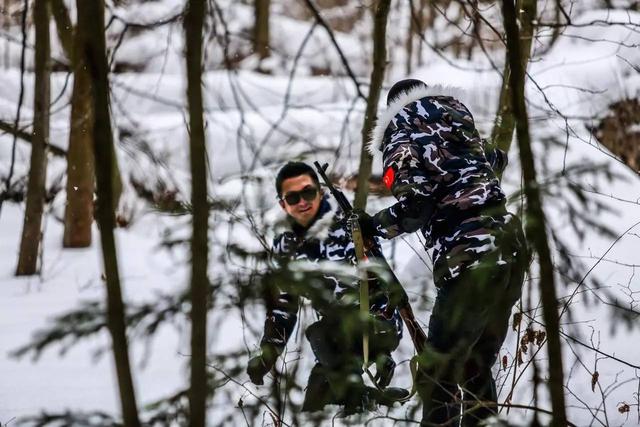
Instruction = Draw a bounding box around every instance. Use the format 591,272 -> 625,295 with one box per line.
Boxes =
272,195 -> 338,241
366,84 -> 470,156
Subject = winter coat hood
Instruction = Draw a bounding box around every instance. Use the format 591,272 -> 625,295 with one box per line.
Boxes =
366,84 -> 472,158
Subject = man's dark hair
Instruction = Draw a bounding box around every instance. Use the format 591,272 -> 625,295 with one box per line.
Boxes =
275,161 -> 320,198
386,79 -> 428,105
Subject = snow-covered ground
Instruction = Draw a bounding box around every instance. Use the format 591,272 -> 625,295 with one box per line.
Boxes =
1,1 -> 639,425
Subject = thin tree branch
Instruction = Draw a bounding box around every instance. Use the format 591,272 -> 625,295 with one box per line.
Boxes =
354,0 -> 391,210
301,0 -> 366,100
0,119 -> 67,156
0,0 -> 28,218
502,0 -> 568,424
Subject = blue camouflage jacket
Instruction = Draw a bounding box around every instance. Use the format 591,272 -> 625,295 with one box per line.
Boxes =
260,196 -> 402,354
367,85 -> 513,283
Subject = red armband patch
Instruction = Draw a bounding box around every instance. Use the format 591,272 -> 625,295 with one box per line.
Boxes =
383,167 -> 395,190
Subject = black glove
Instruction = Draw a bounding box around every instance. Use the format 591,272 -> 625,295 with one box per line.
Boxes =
353,209 -> 379,239
374,353 -> 396,388
247,346 -> 277,385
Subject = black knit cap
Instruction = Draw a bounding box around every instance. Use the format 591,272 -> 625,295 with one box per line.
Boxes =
386,78 -> 428,105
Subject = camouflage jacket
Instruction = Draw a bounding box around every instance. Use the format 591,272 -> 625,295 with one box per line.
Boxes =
260,196 -> 402,354
367,85 -> 513,283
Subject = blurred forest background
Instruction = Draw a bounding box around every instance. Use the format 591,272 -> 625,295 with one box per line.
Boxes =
0,0 -> 639,425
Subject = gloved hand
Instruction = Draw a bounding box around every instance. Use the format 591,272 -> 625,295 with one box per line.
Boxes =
247,346 -> 277,385
374,354 -> 396,388
247,355 -> 269,385
353,209 -> 379,239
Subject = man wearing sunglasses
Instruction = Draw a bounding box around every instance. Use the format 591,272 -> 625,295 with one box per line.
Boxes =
247,161 -> 405,415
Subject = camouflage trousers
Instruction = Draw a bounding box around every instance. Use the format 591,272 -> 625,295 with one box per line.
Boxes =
417,216 -> 528,426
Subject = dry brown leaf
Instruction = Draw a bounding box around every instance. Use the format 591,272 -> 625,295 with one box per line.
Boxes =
591,371 -> 599,392
512,312 -> 522,331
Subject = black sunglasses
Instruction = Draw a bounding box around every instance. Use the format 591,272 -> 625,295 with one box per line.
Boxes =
282,186 -> 318,205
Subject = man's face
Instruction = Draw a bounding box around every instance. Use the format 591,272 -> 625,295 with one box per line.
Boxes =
279,174 -> 322,228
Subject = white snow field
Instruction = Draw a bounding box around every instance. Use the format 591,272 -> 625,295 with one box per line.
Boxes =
1,1 -> 639,425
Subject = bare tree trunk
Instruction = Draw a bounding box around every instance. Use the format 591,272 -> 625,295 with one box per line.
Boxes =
502,1 -> 568,426
63,56 -> 94,246
50,0 -> 72,62
54,0 -> 120,247
353,0 -> 391,211
548,0 -> 561,50
62,1 -> 94,248
466,0 -> 480,60
406,0 -> 427,73
254,0 -> 270,59
185,1 -> 209,426
416,0 -> 427,67
491,0 -> 537,158
405,0 -> 415,75
16,0 -> 50,276
79,1 -> 141,425
2,0 -> 10,68
0,0 -> 28,220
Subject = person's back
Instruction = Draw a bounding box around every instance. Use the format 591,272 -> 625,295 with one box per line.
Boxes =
364,79 -> 528,426
368,81 -> 511,282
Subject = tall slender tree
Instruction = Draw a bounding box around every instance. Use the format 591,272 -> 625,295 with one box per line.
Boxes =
2,0 -> 11,68
353,0 -> 391,211
185,1 -> 209,426
79,0 -> 141,425
60,0 -> 94,248
491,0 -> 537,157
50,0 -> 72,58
16,0 -> 50,276
405,0 -> 416,74
406,0 -> 428,74
502,1 -> 568,425
254,0 -> 270,59
52,0 -> 122,247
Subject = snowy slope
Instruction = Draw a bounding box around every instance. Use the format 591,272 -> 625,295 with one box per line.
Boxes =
1,2 -> 639,426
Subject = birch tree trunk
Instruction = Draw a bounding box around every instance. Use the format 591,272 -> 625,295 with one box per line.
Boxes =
353,0 -> 391,211
79,0 -> 141,425
502,1 -> 568,425
16,0 -> 50,276
185,1 -> 210,426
